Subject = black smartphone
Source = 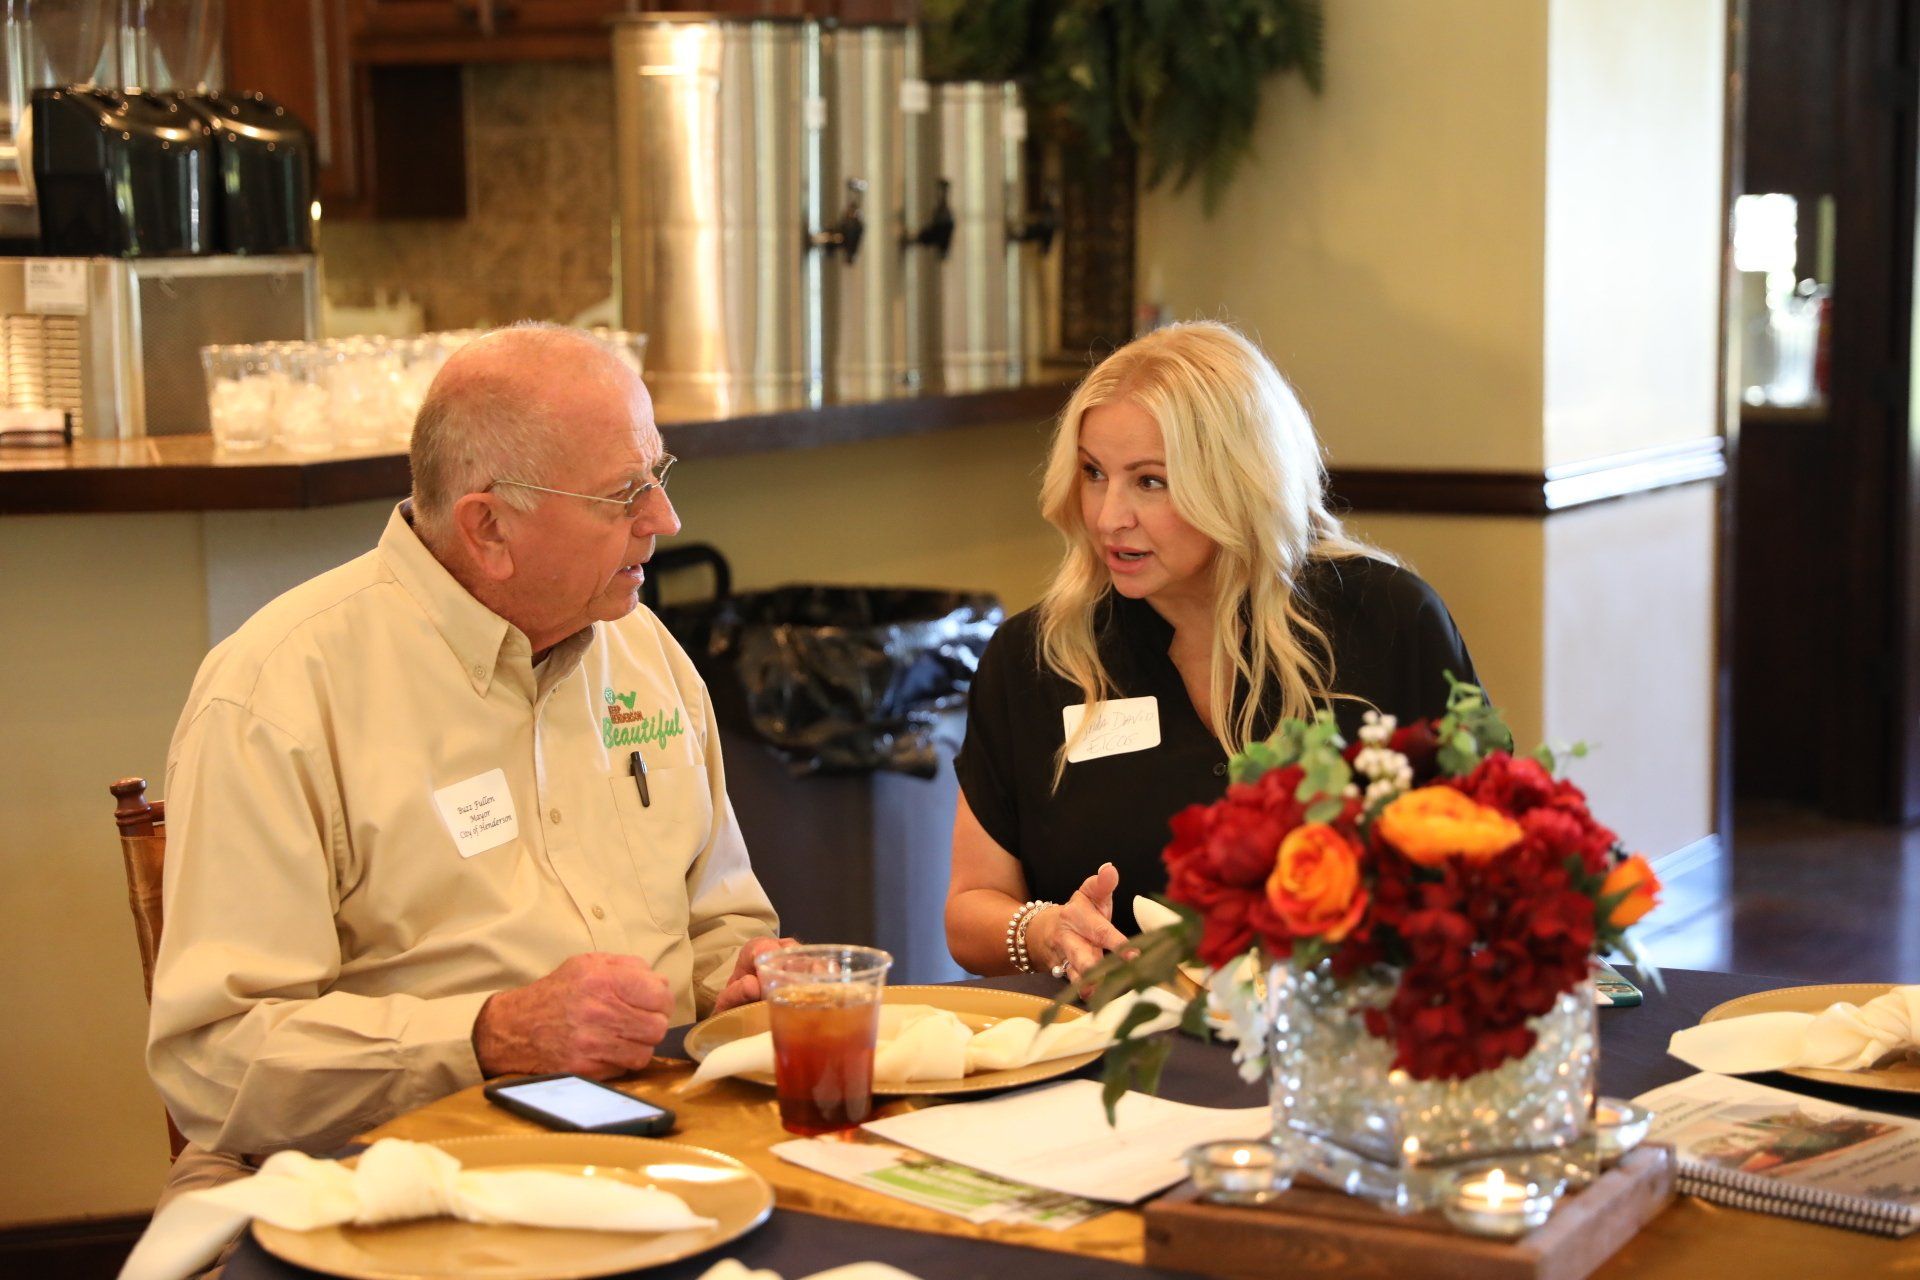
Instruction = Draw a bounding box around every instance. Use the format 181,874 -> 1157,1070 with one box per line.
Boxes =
483,1074 -> 676,1136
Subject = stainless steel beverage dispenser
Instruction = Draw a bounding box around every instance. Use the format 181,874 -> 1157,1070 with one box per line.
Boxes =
821,18 -> 946,400
931,81 -> 1051,390
615,14 -> 823,413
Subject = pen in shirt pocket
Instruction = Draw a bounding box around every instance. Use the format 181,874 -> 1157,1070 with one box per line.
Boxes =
629,749 -> 651,807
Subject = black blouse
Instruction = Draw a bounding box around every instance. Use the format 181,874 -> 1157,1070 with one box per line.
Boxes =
953,556 -> 1480,934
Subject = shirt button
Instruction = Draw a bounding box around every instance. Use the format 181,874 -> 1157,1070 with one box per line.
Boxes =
550,808 -> 563,824
1213,763 -> 1227,777
592,905 -> 606,920
471,664 -> 485,680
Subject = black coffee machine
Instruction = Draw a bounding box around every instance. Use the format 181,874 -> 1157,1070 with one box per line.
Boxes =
180,90 -> 315,255
32,85 -> 312,257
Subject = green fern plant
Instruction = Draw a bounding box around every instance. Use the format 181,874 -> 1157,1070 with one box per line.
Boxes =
921,0 -> 1324,213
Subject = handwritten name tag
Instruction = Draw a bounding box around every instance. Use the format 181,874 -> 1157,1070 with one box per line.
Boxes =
432,768 -> 520,858
1062,696 -> 1162,764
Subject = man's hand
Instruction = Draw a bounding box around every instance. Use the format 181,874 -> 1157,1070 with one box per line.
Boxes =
1033,862 -> 1129,984
711,936 -> 800,1015
473,953 -> 673,1079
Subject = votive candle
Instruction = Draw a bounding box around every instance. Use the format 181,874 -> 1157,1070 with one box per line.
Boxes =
1593,1097 -> 1654,1165
1185,1140 -> 1292,1205
1443,1167 -> 1555,1238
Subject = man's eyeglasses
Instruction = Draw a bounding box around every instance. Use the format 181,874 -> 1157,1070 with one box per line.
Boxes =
491,454 -> 676,518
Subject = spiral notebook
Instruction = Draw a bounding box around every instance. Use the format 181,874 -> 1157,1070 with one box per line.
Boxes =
1635,1073 -> 1920,1236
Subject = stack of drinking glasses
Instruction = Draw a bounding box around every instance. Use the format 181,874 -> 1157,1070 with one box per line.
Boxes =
200,329 -> 648,454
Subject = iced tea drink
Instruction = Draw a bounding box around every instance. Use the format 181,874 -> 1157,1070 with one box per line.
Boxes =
754,944 -> 892,1136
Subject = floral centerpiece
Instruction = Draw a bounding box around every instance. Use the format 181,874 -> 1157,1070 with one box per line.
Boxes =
1080,678 -> 1662,1210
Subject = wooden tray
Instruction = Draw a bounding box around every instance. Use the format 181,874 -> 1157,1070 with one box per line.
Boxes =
1144,1145 -> 1674,1280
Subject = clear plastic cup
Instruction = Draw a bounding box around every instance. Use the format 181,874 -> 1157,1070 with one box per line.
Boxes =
325,337 -> 388,450
270,341 -> 334,454
754,944 -> 892,1136
201,343 -> 276,453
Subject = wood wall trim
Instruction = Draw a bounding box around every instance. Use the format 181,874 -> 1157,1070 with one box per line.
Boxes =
1330,437 -> 1727,517
0,1211 -> 147,1279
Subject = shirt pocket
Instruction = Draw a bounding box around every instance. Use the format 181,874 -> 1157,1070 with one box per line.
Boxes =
605,763 -> 714,936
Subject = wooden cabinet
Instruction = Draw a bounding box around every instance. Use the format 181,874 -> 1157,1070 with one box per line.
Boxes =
226,0 -> 466,219
353,0 -> 633,63
224,0 -> 358,208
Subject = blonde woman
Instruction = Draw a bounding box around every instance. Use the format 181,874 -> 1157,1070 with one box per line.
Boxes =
944,321 -> 1480,982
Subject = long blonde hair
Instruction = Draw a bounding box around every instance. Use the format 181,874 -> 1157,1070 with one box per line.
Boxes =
1038,321 -> 1379,777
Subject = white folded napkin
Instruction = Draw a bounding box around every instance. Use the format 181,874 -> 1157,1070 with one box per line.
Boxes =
683,991 -> 1184,1090
1669,986 -> 1920,1075
700,1261 -> 925,1280
1132,895 -> 1182,938
118,1137 -> 716,1280
1135,896 -> 1229,992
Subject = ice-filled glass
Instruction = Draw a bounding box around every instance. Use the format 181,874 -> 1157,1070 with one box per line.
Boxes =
201,343 -> 275,452
753,944 -> 891,1136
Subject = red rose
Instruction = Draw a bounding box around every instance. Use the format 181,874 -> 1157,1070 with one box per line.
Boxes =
1389,722 -> 1441,780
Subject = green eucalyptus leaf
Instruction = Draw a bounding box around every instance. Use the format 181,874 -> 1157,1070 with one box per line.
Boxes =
1179,991 -> 1212,1038
1047,914 -> 1198,1024
1100,1035 -> 1175,1123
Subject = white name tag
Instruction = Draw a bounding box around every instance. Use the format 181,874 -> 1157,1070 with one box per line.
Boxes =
432,768 -> 520,858
1062,696 -> 1161,764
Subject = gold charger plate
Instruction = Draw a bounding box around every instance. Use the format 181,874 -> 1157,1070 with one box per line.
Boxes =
682,983 -> 1102,1095
1700,982 -> 1920,1094
252,1134 -> 773,1280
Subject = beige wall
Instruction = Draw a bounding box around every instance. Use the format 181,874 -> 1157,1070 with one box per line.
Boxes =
667,419 -> 1061,611
1344,514 -> 1546,752
1139,0 -> 1725,861
0,515 -> 208,1223
1544,0 -> 1725,466
1136,0 -> 1550,472
1541,486 -> 1719,859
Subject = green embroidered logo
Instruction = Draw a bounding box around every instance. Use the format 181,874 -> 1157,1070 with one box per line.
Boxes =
602,687 -> 683,750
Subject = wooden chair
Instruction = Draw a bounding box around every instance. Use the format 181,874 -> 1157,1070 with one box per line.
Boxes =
111,776 -> 188,1159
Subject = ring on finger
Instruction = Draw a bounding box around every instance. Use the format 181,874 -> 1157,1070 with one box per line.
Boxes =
1050,961 -> 1070,980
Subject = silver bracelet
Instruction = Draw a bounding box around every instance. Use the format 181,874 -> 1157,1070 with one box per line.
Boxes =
1004,899 -> 1054,973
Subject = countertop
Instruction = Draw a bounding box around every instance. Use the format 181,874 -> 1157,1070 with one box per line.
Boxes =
0,375 -> 1080,516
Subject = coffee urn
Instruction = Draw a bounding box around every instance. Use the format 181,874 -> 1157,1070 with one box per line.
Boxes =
614,14 -> 822,412
932,81 -> 1051,390
820,15 -> 946,399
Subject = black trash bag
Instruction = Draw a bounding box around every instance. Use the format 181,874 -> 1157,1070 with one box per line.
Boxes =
649,547 -> 1003,777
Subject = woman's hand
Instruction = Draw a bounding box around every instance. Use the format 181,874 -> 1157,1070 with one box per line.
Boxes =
1032,862 -> 1129,983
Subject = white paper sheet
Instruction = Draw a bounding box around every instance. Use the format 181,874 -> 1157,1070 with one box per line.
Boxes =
860,1080 -> 1268,1203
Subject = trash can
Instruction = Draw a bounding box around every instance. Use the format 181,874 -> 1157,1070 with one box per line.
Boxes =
647,546 -> 1002,982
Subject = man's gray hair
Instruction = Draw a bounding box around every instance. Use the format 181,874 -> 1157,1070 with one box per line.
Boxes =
408,322 -> 590,542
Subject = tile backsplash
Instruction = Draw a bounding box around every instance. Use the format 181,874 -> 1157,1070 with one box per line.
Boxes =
318,62 -> 617,332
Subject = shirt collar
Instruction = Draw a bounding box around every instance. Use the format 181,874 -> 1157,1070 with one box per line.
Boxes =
1096,590 -> 1175,659
377,504 -> 594,698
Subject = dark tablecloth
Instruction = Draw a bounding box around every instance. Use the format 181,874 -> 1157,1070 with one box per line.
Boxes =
222,967 -> 1859,1280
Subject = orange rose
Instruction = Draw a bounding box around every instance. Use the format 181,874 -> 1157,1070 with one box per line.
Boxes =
1375,786 -> 1523,867
1600,853 -> 1661,928
1266,824 -> 1369,941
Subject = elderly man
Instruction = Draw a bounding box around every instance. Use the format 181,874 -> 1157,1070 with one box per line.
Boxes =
147,324 -> 783,1170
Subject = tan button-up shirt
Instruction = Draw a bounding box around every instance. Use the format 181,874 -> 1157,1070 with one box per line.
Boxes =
148,507 -> 778,1156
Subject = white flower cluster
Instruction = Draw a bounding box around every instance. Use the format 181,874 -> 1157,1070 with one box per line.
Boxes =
1205,957 -> 1272,1083
1352,710 -> 1414,810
